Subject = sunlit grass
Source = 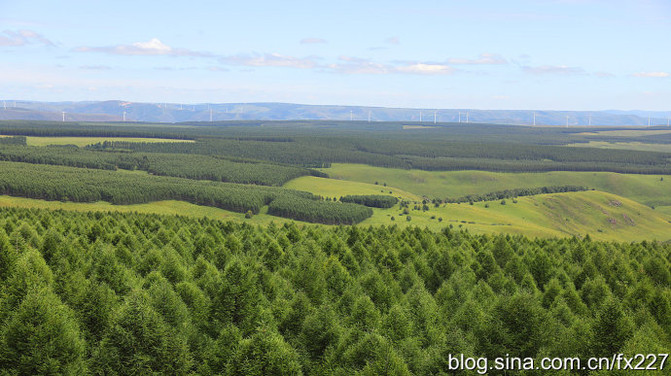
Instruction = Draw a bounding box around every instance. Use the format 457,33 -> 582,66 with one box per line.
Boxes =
23,136 -> 194,147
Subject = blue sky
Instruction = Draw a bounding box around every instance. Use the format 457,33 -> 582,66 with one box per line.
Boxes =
1,0 -> 670,110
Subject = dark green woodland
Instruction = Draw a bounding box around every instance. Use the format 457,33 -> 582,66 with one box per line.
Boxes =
0,208 -> 669,375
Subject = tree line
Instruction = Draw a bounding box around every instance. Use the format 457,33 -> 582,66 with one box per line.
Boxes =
0,144 -> 324,186
0,161 -> 370,224
445,185 -> 589,203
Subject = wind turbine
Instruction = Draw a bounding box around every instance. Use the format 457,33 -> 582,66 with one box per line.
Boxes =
566,115 -> 569,128
2,101 -> 5,110
210,107 -> 213,122
466,111 -> 469,123
458,112 -> 461,123
533,112 -> 536,126
419,110 -> 422,122
62,111 -> 66,122
434,111 -> 437,124
588,114 -> 592,126
368,111 -> 371,123
123,111 -> 126,122
350,110 -> 353,121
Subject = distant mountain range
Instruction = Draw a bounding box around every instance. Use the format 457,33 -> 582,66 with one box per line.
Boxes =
0,100 -> 669,126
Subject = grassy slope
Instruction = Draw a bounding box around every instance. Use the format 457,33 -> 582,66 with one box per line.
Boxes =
286,166 -> 671,241
656,206 -> 671,217
577,129 -> 671,137
319,163 -> 671,206
568,141 -> 671,153
284,176 -> 422,201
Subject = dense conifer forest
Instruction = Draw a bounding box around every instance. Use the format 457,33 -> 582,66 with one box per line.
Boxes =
0,208 -> 669,375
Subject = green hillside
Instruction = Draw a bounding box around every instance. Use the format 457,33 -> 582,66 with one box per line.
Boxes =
319,163 -> 671,206
287,177 -> 671,241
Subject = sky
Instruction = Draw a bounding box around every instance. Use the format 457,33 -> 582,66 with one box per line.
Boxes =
1,0 -> 670,110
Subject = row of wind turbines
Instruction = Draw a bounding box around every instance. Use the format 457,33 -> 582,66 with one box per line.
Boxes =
348,108 -> 671,127
2,100 -> 670,126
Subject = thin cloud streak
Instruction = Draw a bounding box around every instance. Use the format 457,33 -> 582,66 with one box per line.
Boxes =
632,71 -> 669,78
522,65 -> 585,75
326,56 -> 455,75
447,53 -> 507,65
79,65 -> 111,70
0,29 -> 55,47
219,53 -> 319,69
74,38 -> 212,57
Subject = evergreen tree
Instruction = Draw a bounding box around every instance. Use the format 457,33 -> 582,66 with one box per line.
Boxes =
0,288 -> 87,375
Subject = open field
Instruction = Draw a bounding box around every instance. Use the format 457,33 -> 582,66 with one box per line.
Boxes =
284,176 -> 422,201
24,136 -> 195,146
360,190 -> 671,242
568,141 -> 671,153
577,129 -> 671,137
318,163 -> 671,206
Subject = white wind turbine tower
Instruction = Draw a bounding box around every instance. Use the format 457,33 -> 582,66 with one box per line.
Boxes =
533,112 -> 536,126
62,111 -> 66,122
350,110 -> 353,121
466,111 -> 469,123
566,115 -> 569,128
2,101 -> 6,110
434,111 -> 437,124
588,114 -> 592,126
458,112 -> 461,123
419,110 -> 422,122
210,107 -> 213,122
123,111 -> 126,122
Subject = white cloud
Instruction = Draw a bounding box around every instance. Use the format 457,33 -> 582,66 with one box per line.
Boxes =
447,53 -> 507,65
327,56 -> 391,74
220,53 -> 318,69
0,29 -> 55,47
327,56 -> 454,75
300,38 -> 327,44
133,38 -> 171,53
396,63 -> 454,75
74,38 -> 211,57
632,71 -> 669,78
522,65 -> 585,75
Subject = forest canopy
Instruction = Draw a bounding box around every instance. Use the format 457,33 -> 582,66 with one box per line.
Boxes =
0,208 -> 669,374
